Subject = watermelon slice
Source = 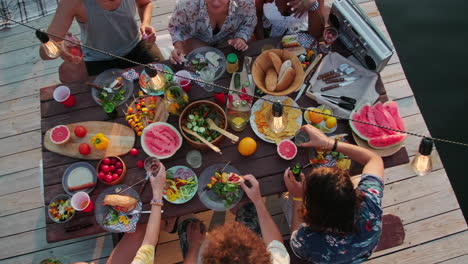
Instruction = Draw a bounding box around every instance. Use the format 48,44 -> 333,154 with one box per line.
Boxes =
383,101 -> 405,131
373,102 -> 397,135
277,140 -> 297,160
50,125 -> 71,145
368,133 -> 406,149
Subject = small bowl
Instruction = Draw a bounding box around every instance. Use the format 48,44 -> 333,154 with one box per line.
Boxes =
179,100 -> 227,150
252,49 -> 305,96
304,105 -> 337,134
47,194 -> 75,223
96,156 -> 127,185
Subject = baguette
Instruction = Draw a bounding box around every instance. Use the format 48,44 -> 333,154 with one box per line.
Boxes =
267,52 -> 282,74
103,194 -> 137,212
278,60 -> 292,81
276,67 -> 296,92
265,68 -> 278,92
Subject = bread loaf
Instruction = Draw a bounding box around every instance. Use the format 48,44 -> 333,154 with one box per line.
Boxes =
265,68 -> 278,92
103,194 -> 137,212
276,67 -> 296,92
268,52 -> 282,74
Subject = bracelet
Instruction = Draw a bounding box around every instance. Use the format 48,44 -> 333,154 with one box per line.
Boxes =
331,138 -> 338,152
292,197 -> 303,202
310,0 -> 319,12
150,198 -> 164,206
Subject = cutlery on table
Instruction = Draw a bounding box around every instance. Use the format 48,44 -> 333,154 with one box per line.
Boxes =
324,75 -> 361,84
317,63 -> 349,80
206,118 -> 239,143
321,96 -> 355,111
182,127 -> 222,154
322,67 -> 356,81
295,54 -> 323,101
320,80 -> 356,92
319,94 -> 357,104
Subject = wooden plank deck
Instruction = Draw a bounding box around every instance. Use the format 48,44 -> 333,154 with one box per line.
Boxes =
0,0 -> 466,263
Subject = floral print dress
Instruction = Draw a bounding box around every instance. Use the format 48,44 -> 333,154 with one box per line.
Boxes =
168,0 -> 257,45
291,174 -> 384,264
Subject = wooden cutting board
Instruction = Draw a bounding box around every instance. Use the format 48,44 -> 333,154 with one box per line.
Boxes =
43,121 -> 136,160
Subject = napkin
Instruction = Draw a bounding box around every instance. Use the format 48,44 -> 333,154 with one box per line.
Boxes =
306,52 -> 379,118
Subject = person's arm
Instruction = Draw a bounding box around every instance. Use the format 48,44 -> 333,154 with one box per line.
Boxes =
307,0 -> 324,39
183,221 -> 206,264
254,0 -> 265,40
168,0 -> 192,63
228,0 -> 258,51
136,0 -> 156,42
283,168 -> 306,233
300,124 -> 384,178
241,174 -> 284,245
39,0 -> 75,60
141,163 -> 166,246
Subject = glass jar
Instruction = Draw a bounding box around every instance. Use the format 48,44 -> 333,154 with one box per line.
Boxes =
227,100 -> 250,132
226,53 -> 239,74
164,83 -> 189,115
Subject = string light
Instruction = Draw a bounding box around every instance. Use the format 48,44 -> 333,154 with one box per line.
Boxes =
2,14 -> 468,149
410,137 -> 433,176
35,30 -> 62,59
268,101 -> 287,134
144,65 -> 166,90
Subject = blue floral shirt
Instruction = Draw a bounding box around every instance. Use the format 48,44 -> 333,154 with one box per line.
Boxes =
291,174 -> 384,264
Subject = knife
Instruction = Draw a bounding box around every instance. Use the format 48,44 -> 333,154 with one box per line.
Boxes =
325,75 -> 361,84
294,54 -> 323,101
322,67 -> 356,81
321,80 -> 356,92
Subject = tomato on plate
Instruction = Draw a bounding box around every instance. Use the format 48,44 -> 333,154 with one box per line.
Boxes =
74,126 -> 87,138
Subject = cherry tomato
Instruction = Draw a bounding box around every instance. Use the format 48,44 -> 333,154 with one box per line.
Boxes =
136,160 -> 144,168
101,165 -> 110,173
102,158 -> 111,165
129,148 -> 139,156
105,174 -> 113,183
78,143 -> 91,155
74,126 -> 87,138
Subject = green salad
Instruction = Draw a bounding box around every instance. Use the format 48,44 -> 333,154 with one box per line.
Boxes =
184,104 -> 221,142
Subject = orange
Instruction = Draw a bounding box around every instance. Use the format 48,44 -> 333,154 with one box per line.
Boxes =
308,108 -> 324,124
238,137 -> 257,156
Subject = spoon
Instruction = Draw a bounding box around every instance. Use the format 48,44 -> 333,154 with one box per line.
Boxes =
182,127 -> 222,154
206,118 -> 239,143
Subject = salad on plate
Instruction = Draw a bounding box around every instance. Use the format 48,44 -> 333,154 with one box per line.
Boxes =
164,166 -> 198,204
206,172 -> 244,208
48,196 -> 75,223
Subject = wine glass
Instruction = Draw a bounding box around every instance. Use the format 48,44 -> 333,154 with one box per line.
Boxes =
144,157 -> 161,178
319,27 -> 339,54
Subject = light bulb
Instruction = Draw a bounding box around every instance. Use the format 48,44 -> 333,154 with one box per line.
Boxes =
410,137 -> 433,176
145,65 -> 165,91
35,30 -> 62,59
267,101 -> 287,134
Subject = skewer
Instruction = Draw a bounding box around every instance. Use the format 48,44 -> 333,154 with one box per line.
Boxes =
117,178 -> 147,194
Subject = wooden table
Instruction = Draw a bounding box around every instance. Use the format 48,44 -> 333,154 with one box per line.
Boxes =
40,38 -> 408,243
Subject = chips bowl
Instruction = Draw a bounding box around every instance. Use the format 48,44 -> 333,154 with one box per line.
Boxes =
252,49 -> 304,96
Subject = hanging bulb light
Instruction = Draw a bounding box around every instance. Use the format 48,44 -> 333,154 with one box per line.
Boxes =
410,137 -> 433,176
145,65 -> 166,92
267,101 -> 287,134
35,30 -> 62,59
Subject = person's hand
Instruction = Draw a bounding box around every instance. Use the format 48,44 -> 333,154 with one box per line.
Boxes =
150,163 -> 166,195
59,49 -> 83,64
187,221 -> 206,251
170,47 -> 185,65
140,24 -> 157,43
283,167 -> 305,198
299,124 -> 333,150
240,174 -> 262,204
227,38 -> 248,51
287,0 -> 317,18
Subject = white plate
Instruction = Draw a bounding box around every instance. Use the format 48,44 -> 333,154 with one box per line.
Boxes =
62,162 -> 97,196
303,106 -> 337,134
250,95 -> 303,144
91,68 -> 134,106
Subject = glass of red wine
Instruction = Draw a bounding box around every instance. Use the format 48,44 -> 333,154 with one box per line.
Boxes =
319,27 -> 339,54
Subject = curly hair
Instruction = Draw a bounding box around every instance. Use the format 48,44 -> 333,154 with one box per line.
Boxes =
201,221 -> 272,264
302,167 -> 362,234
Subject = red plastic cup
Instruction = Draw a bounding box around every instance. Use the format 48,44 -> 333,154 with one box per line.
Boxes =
175,70 -> 192,92
53,85 -> 76,107
71,191 -> 94,213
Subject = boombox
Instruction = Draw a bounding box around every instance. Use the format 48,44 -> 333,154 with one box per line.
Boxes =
330,0 -> 394,72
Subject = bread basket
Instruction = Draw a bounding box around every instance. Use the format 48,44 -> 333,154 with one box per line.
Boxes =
252,49 -> 304,96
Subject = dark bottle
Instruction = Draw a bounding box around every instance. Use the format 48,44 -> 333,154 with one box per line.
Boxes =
291,163 -> 302,181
